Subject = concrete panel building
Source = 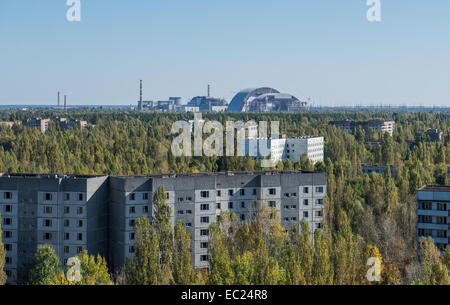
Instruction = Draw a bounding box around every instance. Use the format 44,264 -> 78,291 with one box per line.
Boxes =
417,185 -> 450,251
1,170 -> 326,283
0,174 -> 108,284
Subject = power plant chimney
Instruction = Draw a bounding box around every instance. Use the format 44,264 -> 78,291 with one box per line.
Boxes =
64,95 -> 67,110
207,84 -> 210,97
138,80 -> 143,110
57,91 -> 60,107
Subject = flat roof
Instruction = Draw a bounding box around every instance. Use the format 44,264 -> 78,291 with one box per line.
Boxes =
418,185 -> 450,192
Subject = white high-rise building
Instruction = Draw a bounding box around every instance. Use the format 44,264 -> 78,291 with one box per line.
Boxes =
241,136 -> 324,164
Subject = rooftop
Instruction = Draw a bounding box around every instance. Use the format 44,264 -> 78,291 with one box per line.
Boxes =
418,185 -> 450,192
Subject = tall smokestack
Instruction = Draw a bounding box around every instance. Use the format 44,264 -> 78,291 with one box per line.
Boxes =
57,92 -> 60,107
207,84 -> 210,97
139,80 -> 143,110
64,95 -> 67,110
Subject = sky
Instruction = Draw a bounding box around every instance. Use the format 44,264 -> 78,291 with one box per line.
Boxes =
0,0 -> 449,107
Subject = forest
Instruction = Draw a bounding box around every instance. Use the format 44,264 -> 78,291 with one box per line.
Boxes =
0,109 -> 449,285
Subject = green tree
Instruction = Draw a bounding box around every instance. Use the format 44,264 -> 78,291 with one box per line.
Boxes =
417,237 -> 449,285
208,223 -> 235,285
28,245 -> 62,285
124,217 -> 159,285
53,251 -> 112,285
173,221 -> 195,285
312,227 -> 333,285
153,186 -> 174,284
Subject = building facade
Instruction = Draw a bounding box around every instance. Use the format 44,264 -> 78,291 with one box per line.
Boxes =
241,136 -> 324,164
0,174 -> 109,284
1,171 -> 326,284
416,185 -> 450,251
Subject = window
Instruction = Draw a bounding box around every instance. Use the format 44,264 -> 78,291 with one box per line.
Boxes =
316,199 -> 324,205
418,215 -> 433,223
178,210 -> 184,215
77,247 -> 83,254
77,207 -> 83,214
44,219 -> 52,227
143,193 -> 149,200
185,223 -> 192,228
143,206 -> 149,213
4,205 -> 12,213
129,206 -> 136,214
4,192 -> 12,199
186,210 -> 192,214
65,193 -> 70,201
226,190 -> 232,196
64,219 -> 70,227
200,204 -> 210,211
419,201 -> 432,210
3,218 -> 11,225
77,233 -> 83,241
316,211 -> 323,217
200,191 -> 209,198
437,217 -> 447,224
291,205 -> 297,209
130,233 -> 135,240
5,244 -> 12,251
240,189 -> 245,196
78,193 -> 84,201
64,206 -> 70,214
129,246 -> 135,254
437,203 -> 447,211
200,255 -> 209,262
64,246 -> 70,254
241,214 -> 246,221
316,186 -> 324,193
228,202 -> 233,209
178,197 -> 184,202
200,242 -> 208,249
4,231 -> 12,238
303,211 -> 309,218
42,206 -> 51,214
241,202 -> 245,208
217,190 -> 221,197
129,219 -> 135,227
303,187 -> 309,194
284,205 -> 290,210
5,257 -> 12,264
200,216 -> 209,224
200,229 -> 209,236
304,199 -> 309,206
130,193 -> 136,201
316,223 -> 323,229
166,193 -> 170,200
268,201 -> 276,208
437,230 -> 447,238
269,188 -> 276,195
64,233 -> 70,240
44,233 -> 52,240
284,193 -> 290,198
78,220 -> 83,227
216,202 -> 221,209
291,217 -> 297,221
291,193 -> 297,197
45,193 -> 52,201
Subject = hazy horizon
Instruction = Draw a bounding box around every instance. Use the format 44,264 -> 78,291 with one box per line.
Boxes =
1,0 -> 449,107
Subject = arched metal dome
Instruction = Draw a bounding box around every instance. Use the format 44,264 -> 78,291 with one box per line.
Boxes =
227,87 -> 280,111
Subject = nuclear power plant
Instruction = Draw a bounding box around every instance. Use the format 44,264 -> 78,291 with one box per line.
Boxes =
136,81 -> 309,113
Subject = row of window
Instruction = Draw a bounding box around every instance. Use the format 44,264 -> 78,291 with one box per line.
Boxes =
418,201 -> 447,211
418,229 -> 448,238
1,192 -> 85,202
43,219 -> 84,228
418,215 -> 447,224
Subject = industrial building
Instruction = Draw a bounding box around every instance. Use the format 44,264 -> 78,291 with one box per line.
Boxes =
1,170 -> 326,284
240,136 -> 324,164
416,185 -> 449,252
329,119 -> 395,136
227,88 -> 308,112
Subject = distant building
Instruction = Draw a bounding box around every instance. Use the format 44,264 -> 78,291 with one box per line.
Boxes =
417,129 -> 443,142
186,96 -> 228,112
0,122 -> 15,128
21,118 -> 88,133
362,164 -> 396,177
416,185 -> 449,252
241,136 -> 324,164
329,120 -> 395,136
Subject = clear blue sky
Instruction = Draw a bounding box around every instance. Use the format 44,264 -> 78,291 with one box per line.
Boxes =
0,0 -> 449,106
